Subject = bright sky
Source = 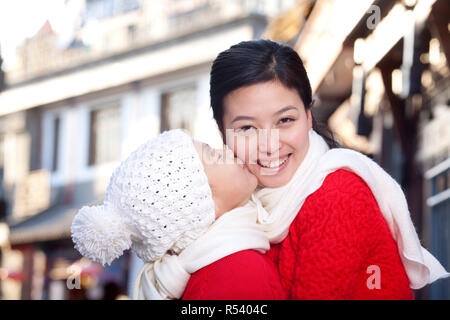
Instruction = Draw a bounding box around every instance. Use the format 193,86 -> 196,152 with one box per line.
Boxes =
0,0 -> 66,70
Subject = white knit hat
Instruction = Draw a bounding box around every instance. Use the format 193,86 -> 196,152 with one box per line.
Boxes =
71,129 -> 215,266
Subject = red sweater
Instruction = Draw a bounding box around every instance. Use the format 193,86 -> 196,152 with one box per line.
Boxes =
183,169 -> 414,300
182,249 -> 287,300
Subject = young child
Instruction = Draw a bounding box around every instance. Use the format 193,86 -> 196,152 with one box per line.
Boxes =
71,129 -> 286,300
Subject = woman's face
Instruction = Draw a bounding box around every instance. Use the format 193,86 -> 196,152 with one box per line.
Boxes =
193,141 -> 258,218
222,80 -> 312,188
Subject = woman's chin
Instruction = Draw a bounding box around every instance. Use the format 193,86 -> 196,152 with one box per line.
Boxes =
259,177 -> 289,188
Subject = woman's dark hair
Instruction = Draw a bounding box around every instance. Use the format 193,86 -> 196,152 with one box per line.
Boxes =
210,39 -> 338,148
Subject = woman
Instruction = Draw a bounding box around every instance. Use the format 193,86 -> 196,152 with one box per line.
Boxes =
183,39 -> 449,299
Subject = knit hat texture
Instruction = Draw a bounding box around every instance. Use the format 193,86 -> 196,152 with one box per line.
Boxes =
71,129 -> 215,266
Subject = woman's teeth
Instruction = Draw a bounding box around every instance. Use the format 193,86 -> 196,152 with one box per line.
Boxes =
259,157 -> 288,168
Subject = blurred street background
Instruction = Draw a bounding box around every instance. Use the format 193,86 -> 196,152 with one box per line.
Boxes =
0,0 -> 448,300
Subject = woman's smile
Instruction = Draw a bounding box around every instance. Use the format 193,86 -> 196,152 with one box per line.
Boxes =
256,153 -> 292,175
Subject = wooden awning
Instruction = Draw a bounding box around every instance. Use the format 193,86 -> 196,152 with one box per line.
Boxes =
294,0 -> 376,93
8,204 -> 79,245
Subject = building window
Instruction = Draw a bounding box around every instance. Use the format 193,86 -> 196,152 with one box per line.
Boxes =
88,103 -> 121,166
52,116 -> 60,172
0,135 -> 4,208
160,85 -> 197,134
127,24 -> 137,41
83,0 -> 141,22
0,135 -> 4,169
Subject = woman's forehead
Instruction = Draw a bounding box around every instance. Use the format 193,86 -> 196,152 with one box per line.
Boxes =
223,82 -> 303,118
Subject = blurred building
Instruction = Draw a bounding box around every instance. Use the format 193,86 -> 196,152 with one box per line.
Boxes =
0,0 -> 297,300
267,0 -> 449,299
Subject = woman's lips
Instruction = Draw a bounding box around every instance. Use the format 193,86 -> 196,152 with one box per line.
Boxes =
258,155 -> 289,168
256,154 -> 292,175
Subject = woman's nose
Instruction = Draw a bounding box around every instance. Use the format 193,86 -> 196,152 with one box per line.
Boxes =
258,128 -> 280,157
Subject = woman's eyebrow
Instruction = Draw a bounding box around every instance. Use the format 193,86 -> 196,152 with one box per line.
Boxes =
230,115 -> 256,124
273,105 -> 298,116
231,106 -> 298,124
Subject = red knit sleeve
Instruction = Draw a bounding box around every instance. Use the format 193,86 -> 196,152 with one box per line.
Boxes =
182,249 -> 287,300
286,169 -> 413,300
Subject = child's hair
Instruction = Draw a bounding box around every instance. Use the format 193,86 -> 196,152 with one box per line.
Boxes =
71,129 -> 215,266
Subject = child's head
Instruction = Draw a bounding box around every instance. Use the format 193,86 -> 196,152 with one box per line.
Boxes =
71,129 -> 257,266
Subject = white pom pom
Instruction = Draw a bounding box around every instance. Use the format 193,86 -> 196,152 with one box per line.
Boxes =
71,205 -> 131,266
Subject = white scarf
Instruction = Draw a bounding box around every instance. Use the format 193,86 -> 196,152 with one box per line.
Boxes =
253,129 -> 449,290
132,201 -> 270,300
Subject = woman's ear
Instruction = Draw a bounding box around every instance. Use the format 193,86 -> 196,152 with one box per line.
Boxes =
307,109 -> 313,130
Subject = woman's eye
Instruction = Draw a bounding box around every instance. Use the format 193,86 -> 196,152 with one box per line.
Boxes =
237,125 -> 256,132
279,118 -> 295,124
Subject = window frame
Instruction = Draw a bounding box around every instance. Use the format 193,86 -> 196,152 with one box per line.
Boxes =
41,108 -> 67,183
159,83 -> 198,134
87,99 -> 122,167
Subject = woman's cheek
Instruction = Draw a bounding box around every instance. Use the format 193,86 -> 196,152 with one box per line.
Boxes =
229,134 -> 258,165
245,134 -> 259,165
284,122 -> 309,157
